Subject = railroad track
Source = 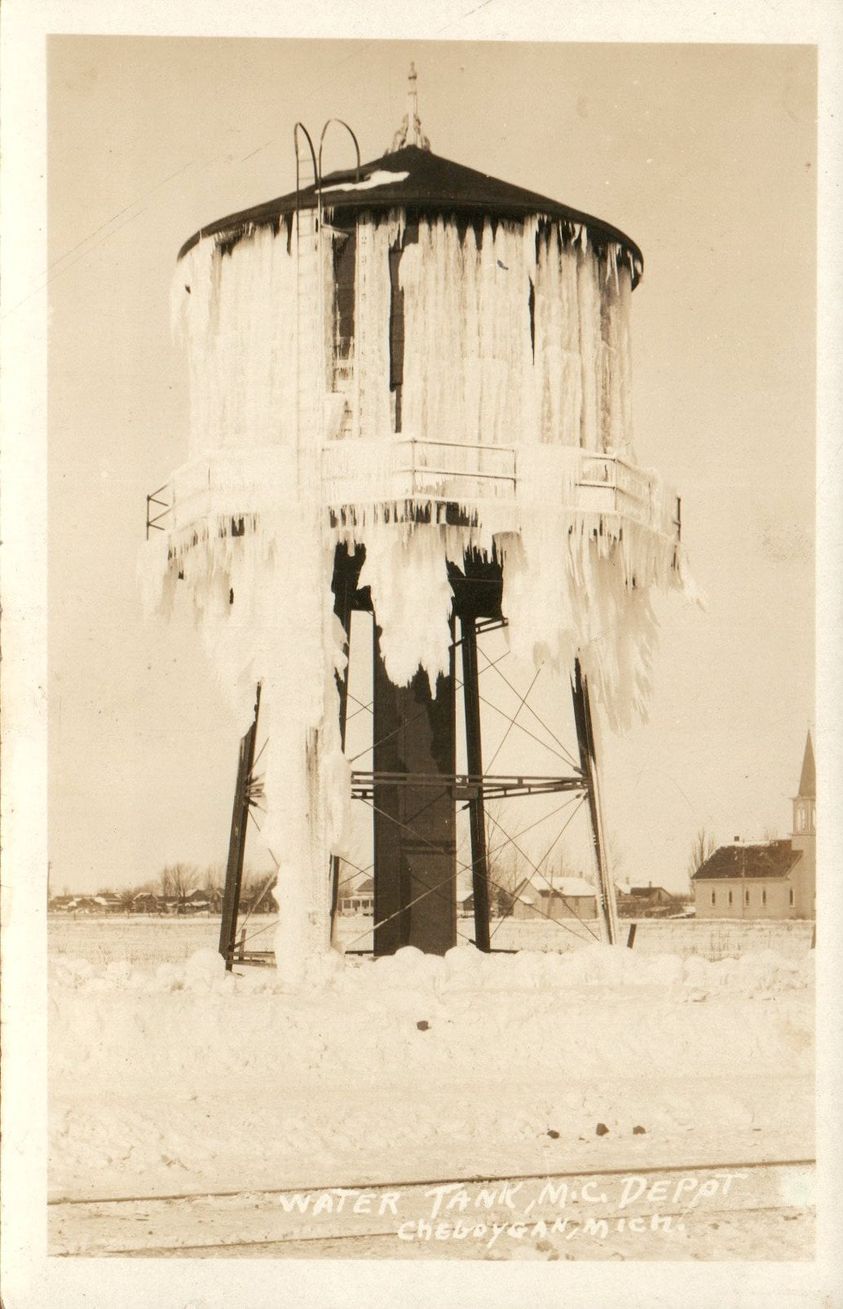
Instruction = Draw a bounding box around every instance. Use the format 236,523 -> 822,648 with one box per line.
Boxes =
49,1156 -> 815,1259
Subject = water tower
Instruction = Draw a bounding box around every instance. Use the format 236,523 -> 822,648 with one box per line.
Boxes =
143,69 -> 685,978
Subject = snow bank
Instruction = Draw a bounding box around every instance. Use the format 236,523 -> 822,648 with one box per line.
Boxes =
49,944 -> 813,1200
51,943 -> 812,1000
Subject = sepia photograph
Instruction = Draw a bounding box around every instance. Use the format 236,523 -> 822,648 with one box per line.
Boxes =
2,6 -> 841,1307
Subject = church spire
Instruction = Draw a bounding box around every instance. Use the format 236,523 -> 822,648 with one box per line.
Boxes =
797,730 -> 815,799
792,730 -> 815,844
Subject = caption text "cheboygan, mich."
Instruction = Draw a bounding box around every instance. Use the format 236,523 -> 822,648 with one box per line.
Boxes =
274,1172 -> 749,1246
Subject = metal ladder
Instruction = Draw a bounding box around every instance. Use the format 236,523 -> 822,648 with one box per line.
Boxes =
293,123 -> 323,478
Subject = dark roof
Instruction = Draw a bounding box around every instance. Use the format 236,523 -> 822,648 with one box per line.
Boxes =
692,839 -> 802,882
344,878 -> 374,895
797,732 -> 815,799
177,144 -> 643,283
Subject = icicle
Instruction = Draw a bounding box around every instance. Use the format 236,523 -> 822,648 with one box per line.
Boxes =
154,200 -> 687,978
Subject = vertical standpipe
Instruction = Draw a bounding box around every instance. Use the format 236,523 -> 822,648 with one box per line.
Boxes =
372,625 -> 458,955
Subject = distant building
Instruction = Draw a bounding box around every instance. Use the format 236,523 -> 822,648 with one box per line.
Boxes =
460,876 -> 597,921
339,877 -> 375,916
90,894 -> 122,914
182,889 -> 212,913
49,895 -> 80,913
535,877 -> 598,921
131,891 -> 161,914
616,884 -> 678,918
692,733 -> 815,920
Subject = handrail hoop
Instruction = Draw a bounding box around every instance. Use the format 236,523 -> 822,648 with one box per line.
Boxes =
292,122 -> 319,234
318,118 -> 362,185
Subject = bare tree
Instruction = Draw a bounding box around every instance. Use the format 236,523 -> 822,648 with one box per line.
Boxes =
687,828 -> 717,879
485,841 -> 521,916
159,863 -> 199,912
203,863 -> 225,895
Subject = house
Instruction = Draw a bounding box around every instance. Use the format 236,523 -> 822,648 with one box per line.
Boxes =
692,732 -> 815,920
617,884 -> 677,918
131,890 -> 162,914
339,877 -> 375,916
241,881 -> 276,913
182,889 -> 212,913
536,877 -> 598,921
459,888 -> 539,919
90,893 -> 123,914
460,875 -> 597,920
49,895 -> 80,913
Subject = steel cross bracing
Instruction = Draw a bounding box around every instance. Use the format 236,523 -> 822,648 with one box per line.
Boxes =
349,771 -> 586,801
343,792 -> 600,953
231,737 -> 601,957
335,615 -> 602,952
333,794 -> 586,905
329,572 -> 619,950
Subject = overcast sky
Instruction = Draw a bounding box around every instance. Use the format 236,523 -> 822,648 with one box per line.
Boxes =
47,39 -> 815,894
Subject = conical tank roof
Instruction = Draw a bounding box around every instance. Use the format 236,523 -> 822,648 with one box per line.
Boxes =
177,142 -> 643,283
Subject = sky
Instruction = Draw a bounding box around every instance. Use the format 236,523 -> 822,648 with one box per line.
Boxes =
47,39 -> 816,895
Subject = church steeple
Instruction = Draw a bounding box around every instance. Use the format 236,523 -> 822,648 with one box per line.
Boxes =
792,731 -> 815,845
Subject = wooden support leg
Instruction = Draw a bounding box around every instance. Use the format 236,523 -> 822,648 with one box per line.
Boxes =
460,615 -> 491,952
330,585 -> 354,941
571,659 -> 619,945
219,684 -> 262,969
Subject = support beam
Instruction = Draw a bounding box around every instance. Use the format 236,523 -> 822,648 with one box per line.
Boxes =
330,545 -> 367,938
460,614 -> 491,952
219,684 -> 261,969
572,659 -> 619,944
329,610 -> 352,939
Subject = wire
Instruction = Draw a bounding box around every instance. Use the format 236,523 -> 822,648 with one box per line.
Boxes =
347,643 -> 513,764
485,802 -> 599,943
483,665 -> 542,774
478,650 -> 581,771
345,796 -> 595,950
334,795 -> 581,902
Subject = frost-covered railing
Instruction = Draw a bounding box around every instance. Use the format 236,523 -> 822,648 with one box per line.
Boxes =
321,438 -> 517,511
322,439 -> 680,541
147,439 -> 680,544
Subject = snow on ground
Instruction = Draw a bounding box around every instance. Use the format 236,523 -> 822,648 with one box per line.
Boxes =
49,942 -> 814,1208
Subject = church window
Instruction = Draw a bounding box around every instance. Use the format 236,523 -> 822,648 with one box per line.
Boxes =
710,890 -> 716,907
789,887 -> 795,906
728,890 -> 733,906
762,888 -> 767,906
745,888 -> 750,906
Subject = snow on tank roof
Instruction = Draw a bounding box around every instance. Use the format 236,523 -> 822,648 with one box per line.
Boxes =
177,143 -> 643,283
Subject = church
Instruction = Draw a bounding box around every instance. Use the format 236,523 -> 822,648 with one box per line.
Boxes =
691,734 -> 815,920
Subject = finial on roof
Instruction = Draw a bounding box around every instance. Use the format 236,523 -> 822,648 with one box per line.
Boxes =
388,63 -> 431,153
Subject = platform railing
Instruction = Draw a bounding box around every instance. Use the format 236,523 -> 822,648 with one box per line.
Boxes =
147,439 -> 680,543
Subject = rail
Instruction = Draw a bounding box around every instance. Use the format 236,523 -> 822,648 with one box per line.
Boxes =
145,440 -> 681,545
145,483 -> 172,539
49,1157 -> 815,1258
